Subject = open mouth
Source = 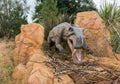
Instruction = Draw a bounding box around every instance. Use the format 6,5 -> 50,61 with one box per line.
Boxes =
72,49 -> 83,64
67,38 -> 84,64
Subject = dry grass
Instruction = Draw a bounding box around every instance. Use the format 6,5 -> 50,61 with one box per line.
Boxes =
0,38 -> 15,84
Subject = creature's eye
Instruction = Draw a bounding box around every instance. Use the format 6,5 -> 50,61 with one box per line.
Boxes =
69,27 -> 73,31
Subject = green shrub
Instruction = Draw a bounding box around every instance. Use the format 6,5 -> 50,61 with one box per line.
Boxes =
98,0 -> 120,53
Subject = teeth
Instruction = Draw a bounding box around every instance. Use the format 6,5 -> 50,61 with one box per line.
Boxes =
72,49 -> 82,62
77,55 -> 81,61
72,49 -> 77,55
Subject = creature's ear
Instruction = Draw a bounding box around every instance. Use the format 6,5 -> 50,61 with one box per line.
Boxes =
69,27 -> 73,31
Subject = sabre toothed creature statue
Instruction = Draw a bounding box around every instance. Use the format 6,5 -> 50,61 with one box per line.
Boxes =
47,22 -> 88,64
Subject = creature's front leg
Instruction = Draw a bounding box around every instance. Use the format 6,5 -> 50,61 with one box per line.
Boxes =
55,38 -> 65,53
47,36 -> 53,51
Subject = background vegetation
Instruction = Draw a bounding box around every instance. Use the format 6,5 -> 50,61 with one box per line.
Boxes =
99,1 -> 120,53
33,0 -> 97,39
0,0 -> 28,38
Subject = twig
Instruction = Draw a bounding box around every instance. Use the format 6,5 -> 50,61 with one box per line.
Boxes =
113,76 -> 120,84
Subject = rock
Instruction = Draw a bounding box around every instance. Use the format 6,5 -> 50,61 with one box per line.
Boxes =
12,64 -> 27,80
28,71 -> 49,84
13,23 -> 44,64
76,11 -> 114,57
27,51 -> 54,84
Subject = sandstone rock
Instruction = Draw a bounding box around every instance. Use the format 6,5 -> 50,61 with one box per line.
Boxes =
13,23 -> 44,64
27,51 -> 54,84
12,64 -> 27,80
28,71 -> 51,84
76,11 -> 113,57
12,64 -> 28,84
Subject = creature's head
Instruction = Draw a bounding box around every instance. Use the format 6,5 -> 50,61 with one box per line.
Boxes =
67,26 -> 88,64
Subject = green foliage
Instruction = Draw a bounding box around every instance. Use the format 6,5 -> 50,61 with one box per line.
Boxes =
99,1 -> 120,25
98,1 -> 120,53
0,0 -> 28,38
32,0 -> 43,22
57,0 -> 97,24
57,0 -> 97,15
33,0 -> 60,40
33,0 -> 97,39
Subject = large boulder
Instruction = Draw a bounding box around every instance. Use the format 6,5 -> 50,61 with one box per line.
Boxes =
76,11 -> 114,57
13,23 -> 44,64
12,23 -> 74,84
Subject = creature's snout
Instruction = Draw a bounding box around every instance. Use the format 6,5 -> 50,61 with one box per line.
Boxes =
74,38 -> 87,49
